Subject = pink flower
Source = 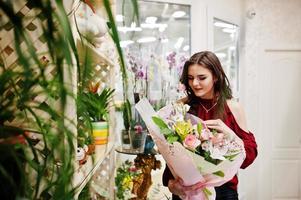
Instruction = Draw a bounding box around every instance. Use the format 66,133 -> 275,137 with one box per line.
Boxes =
129,166 -> 137,172
183,134 -> 201,150
200,129 -> 212,141
134,125 -> 143,133
211,133 -> 224,145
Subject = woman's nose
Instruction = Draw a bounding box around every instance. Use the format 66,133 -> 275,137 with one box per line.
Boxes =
192,78 -> 199,86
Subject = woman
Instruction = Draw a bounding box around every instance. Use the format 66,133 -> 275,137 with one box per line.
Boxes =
162,51 -> 257,200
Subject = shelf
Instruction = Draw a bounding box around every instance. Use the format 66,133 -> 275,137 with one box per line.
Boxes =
73,141 -> 114,198
76,38 -> 115,67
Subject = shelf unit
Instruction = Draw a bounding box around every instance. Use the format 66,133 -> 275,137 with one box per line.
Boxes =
76,38 -> 115,67
70,1 -> 117,198
0,0 -> 117,199
73,141 -> 115,199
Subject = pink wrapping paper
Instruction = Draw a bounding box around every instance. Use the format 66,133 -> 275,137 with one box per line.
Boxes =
135,98 -> 246,200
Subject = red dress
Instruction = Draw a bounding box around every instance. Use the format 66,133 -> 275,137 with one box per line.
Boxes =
162,98 -> 258,195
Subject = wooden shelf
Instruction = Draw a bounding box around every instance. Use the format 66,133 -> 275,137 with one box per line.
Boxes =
73,141 -> 114,199
76,38 -> 114,67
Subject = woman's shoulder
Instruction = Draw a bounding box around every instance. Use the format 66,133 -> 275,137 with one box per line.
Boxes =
226,99 -> 249,132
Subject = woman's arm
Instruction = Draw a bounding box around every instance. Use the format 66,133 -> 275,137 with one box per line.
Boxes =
227,100 -> 248,131
227,100 -> 258,169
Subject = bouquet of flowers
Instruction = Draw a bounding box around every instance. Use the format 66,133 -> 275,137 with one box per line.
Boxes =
135,98 -> 246,200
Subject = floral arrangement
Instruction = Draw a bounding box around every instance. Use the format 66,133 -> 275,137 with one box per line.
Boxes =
115,160 -> 140,200
152,103 -> 241,165
135,98 -> 246,200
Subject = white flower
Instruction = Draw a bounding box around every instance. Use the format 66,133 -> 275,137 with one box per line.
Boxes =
209,145 -> 228,160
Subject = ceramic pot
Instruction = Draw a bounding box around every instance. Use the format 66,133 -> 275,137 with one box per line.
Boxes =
92,121 -> 108,145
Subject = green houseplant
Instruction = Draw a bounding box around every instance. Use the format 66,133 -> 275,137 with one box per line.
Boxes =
0,0 -> 131,199
0,0 -> 80,199
0,0 -> 139,199
78,81 -> 114,145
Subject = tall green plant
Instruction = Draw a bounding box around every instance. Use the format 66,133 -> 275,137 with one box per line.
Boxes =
0,0 -> 140,199
103,0 -> 140,130
0,0 -> 80,199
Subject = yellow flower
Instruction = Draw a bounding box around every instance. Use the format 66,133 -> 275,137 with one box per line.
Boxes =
122,176 -> 132,189
174,120 -> 193,141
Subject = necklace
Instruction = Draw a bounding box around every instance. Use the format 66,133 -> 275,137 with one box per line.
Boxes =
200,101 -> 218,113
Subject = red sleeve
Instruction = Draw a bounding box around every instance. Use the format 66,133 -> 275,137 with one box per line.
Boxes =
234,125 -> 258,169
225,108 -> 258,169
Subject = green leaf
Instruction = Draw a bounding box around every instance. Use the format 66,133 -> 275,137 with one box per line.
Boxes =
152,116 -> 169,130
213,170 -> 225,177
197,123 -> 203,134
203,188 -> 212,199
167,135 -> 179,143
161,128 -> 174,136
224,152 -> 240,161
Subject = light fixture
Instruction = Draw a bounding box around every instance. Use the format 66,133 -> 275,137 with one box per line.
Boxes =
222,28 -> 236,33
229,46 -> 236,50
172,11 -> 186,18
137,37 -> 156,43
174,37 -> 184,49
117,26 -> 142,33
161,38 -> 169,43
141,23 -> 167,30
183,45 -> 190,51
145,16 -> 157,24
214,21 -> 235,29
116,15 -> 124,22
120,40 -> 134,48
159,24 -> 167,32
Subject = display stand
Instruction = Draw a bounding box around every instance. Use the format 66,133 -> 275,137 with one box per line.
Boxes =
115,146 -> 161,200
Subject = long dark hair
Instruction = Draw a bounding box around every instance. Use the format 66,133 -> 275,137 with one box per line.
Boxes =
180,51 -> 232,119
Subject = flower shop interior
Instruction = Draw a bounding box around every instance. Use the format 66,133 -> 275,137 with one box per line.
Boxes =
0,0 -> 300,200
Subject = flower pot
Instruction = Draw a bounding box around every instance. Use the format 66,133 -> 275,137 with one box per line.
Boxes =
92,121 -> 108,145
129,130 -> 147,153
121,129 -> 131,149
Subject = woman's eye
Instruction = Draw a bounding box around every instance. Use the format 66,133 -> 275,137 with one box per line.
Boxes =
188,77 -> 194,80
197,76 -> 206,81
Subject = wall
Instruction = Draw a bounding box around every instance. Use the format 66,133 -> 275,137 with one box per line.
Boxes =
242,0 -> 301,199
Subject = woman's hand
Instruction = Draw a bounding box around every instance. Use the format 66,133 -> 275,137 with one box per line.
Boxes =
204,119 -> 236,140
168,178 -> 206,199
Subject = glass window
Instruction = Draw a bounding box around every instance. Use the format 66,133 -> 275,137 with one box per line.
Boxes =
116,1 -> 191,105
213,18 -> 239,98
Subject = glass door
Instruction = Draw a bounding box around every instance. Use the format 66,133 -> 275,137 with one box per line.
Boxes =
213,18 -> 239,98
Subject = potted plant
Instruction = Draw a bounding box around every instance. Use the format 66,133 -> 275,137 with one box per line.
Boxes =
79,82 -> 114,145
0,0 -> 138,199
0,1 -> 81,198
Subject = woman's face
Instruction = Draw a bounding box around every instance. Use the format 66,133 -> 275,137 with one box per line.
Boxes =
187,64 -> 215,99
